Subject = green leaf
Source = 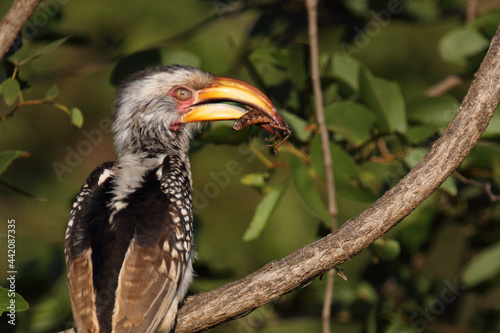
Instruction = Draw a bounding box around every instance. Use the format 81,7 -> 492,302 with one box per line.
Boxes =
407,95 -> 460,130
324,101 -> 375,146
323,83 -> 339,106
1,78 -> 20,106
404,125 -> 436,144
367,307 -> 377,333
493,156 -> 500,188
439,27 -> 489,66
310,136 -> 376,202
483,106 -> 500,138
240,172 -> 269,192
462,241 -> 500,287
45,84 -> 59,101
323,52 -> 361,95
359,67 -> 407,134
472,12 -> 500,39
310,136 -> 358,183
397,198 -> 436,253
70,107 -> 84,128
280,110 -> 311,142
440,176 -> 457,196
17,36 -> 70,65
463,142 -> 500,170
360,159 -> 403,192
251,45 -> 288,67
0,150 -> 29,176
403,0 -> 439,22
404,147 -> 427,169
290,154 -> 332,226
243,185 -> 285,241
250,45 -> 288,86
0,286 -> 29,315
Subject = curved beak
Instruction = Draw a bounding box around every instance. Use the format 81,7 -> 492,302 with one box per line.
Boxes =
181,77 -> 286,134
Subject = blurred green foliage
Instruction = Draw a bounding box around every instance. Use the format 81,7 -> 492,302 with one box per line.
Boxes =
1,0 -> 500,332
0,287 -> 29,315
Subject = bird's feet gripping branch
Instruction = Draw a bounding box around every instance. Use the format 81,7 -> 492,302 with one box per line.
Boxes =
64,65 -> 290,333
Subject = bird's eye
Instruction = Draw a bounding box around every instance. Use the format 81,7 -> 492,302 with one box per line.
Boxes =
174,87 -> 192,101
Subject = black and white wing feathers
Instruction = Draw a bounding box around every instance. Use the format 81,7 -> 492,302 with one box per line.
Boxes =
65,161 -> 117,333
65,155 -> 194,333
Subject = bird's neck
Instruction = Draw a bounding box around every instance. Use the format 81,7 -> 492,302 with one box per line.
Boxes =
111,131 -> 191,204
113,119 -> 193,161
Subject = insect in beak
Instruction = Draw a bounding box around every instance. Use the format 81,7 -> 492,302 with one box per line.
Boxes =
232,107 -> 292,154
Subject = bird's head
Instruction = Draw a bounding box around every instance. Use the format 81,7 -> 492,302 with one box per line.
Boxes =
113,65 -> 286,159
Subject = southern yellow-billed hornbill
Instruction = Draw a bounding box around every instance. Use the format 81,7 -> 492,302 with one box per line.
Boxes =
64,65 -> 288,333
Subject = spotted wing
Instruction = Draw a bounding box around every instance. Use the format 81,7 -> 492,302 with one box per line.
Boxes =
110,155 -> 194,333
65,161 -> 117,333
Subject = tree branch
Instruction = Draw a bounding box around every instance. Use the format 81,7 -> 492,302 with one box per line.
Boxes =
0,0 -> 41,61
59,23 -> 500,333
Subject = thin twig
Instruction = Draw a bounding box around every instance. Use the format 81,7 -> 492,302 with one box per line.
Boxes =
377,138 -> 390,157
466,0 -> 479,22
0,99 -> 64,122
335,268 -> 348,281
453,171 -> 500,202
305,0 -> 339,332
0,178 -> 46,201
304,0 -> 338,226
0,0 -> 41,61
425,75 -> 464,96
321,270 -> 335,331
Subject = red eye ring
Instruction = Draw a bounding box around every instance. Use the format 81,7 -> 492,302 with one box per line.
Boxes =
173,87 -> 192,101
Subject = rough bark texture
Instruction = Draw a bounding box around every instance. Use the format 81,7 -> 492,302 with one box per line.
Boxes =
56,23 -> 500,333
0,0 -> 40,61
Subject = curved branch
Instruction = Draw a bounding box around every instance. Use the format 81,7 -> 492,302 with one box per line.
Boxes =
0,0 -> 41,61
173,24 -> 500,332
58,24 -> 500,333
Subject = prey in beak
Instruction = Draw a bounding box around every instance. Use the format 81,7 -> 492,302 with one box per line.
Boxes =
232,106 -> 292,154
180,77 -> 291,153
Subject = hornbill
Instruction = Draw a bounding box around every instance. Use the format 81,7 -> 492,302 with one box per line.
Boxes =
64,65 -> 288,333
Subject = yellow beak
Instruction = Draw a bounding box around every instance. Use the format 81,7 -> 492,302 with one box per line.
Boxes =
181,77 -> 286,133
